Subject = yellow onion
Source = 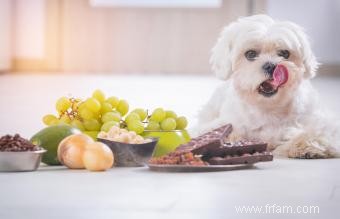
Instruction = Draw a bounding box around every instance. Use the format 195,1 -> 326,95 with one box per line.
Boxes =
83,142 -> 114,171
57,134 -> 94,169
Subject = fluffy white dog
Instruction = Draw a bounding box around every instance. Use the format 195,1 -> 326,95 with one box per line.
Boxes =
196,14 -> 340,158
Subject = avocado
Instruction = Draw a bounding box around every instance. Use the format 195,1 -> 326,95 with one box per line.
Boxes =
30,125 -> 80,165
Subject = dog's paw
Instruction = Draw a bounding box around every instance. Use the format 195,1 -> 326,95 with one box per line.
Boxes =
287,140 -> 332,159
288,147 -> 326,159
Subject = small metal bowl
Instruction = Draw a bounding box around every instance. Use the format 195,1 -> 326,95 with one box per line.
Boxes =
0,150 -> 46,172
98,138 -> 158,167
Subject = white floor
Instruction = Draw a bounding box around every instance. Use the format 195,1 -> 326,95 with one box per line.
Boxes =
0,74 -> 340,219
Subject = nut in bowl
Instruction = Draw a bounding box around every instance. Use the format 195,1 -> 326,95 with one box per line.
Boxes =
97,126 -> 158,167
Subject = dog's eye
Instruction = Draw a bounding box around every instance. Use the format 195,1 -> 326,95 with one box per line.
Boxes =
245,50 -> 258,61
278,50 -> 290,59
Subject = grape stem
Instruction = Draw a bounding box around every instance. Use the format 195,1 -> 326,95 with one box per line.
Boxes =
58,97 -> 82,121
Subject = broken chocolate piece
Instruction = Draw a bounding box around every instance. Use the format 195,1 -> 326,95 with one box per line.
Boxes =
208,151 -> 273,165
176,124 -> 233,155
208,139 -> 267,157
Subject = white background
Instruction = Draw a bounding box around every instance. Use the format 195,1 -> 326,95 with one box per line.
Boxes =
268,0 -> 340,64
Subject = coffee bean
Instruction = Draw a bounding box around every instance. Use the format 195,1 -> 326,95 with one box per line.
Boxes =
0,134 -> 41,152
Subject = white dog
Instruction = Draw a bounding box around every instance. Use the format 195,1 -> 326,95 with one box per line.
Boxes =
196,14 -> 340,158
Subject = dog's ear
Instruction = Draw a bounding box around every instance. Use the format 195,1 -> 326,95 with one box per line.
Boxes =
283,22 -> 319,79
301,35 -> 319,79
210,24 -> 236,80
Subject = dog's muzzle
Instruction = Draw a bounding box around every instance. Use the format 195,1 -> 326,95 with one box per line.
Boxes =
258,64 -> 289,97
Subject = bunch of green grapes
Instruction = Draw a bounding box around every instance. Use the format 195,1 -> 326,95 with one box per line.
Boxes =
42,90 -> 129,133
123,107 -> 188,134
42,89 -> 188,135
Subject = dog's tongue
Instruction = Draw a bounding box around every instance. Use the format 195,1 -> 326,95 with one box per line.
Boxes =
270,64 -> 289,88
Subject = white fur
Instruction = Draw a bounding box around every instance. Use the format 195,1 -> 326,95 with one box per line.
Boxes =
196,14 -> 340,158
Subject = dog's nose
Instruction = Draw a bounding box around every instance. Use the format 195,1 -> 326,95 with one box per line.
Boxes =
262,62 -> 276,76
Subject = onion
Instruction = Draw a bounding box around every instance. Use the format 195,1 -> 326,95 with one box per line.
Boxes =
82,142 -> 114,171
57,134 -> 94,169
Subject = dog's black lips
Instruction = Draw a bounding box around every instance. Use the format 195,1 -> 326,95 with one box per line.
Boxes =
258,80 -> 278,97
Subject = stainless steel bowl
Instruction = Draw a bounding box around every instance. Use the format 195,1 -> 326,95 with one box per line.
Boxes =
0,150 -> 46,172
98,138 -> 158,167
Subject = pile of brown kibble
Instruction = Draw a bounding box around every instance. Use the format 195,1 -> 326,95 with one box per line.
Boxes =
0,134 -> 41,152
149,151 -> 207,166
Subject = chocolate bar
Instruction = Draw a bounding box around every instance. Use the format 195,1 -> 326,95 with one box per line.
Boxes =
208,152 -> 273,165
208,140 -> 267,157
149,124 -> 274,167
176,124 -> 233,155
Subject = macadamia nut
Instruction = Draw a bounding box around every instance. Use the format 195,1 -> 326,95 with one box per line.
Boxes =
97,126 -> 151,144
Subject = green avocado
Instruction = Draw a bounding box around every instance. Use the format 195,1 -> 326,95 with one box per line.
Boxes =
30,125 -> 80,165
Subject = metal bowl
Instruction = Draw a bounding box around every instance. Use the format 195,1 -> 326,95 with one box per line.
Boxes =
97,138 -> 158,167
0,150 -> 46,172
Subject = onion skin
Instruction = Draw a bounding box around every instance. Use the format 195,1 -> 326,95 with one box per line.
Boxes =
57,134 -> 94,169
83,142 -> 114,171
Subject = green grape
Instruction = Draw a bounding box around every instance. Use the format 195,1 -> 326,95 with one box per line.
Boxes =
56,97 -> 71,113
49,119 -> 59,126
160,118 -> 176,131
101,121 -> 119,132
92,89 -> 106,103
83,119 -> 101,131
93,110 -> 101,120
145,121 -> 160,131
165,110 -> 177,119
78,102 -> 86,112
150,108 -> 166,122
125,112 -> 141,124
60,114 -> 71,124
176,116 -> 188,130
42,114 -> 58,126
71,101 -> 79,112
106,96 -> 119,108
131,108 -> 147,121
79,107 -> 94,120
71,119 -> 85,131
85,97 -> 101,112
101,111 -> 121,123
127,120 -> 144,134
116,99 -> 129,116
100,102 -> 113,114
56,119 -> 67,125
